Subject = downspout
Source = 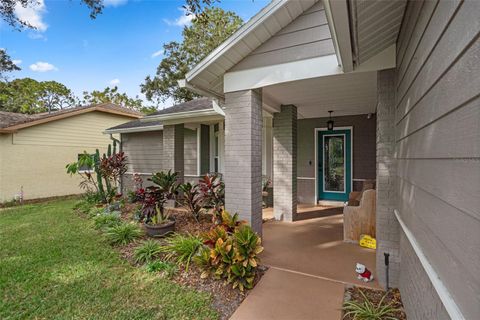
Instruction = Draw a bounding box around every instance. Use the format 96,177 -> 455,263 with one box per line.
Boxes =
109,134 -> 123,194
347,0 -> 359,68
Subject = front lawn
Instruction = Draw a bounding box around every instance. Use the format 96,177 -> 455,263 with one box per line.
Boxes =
0,199 -> 217,320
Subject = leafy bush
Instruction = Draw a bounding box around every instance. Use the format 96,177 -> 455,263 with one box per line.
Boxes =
179,182 -> 204,222
74,200 -> 94,214
342,290 -> 400,320
195,224 -> 263,291
88,206 -> 106,218
220,211 -> 244,232
162,233 -> 203,271
134,240 -> 162,264
93,213 -> 121,230
146,260 -> 177,278
198,173 -> 224,223
106,223 -> 143,245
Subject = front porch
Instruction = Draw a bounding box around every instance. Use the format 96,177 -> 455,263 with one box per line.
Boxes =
232,206 -> 379,320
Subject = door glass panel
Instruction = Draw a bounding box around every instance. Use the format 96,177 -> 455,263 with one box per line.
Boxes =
323,135 -> 345,192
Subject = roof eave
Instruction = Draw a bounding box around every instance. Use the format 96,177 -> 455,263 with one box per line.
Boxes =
104,125 -> 164,134
142,108 -> 222,122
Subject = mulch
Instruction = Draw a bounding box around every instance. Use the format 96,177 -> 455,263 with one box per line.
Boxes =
343,286 -> 407,320
115,202 -> 266,320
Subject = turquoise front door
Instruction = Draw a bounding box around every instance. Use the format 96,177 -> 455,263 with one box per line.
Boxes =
317,129 -> 352,201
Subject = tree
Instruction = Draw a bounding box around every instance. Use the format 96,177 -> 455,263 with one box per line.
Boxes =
81,86 -> 154,113
0,49 -> 20,79
141,7 -> 243,104
0,78 -> 75,113
0,0 -> 103,30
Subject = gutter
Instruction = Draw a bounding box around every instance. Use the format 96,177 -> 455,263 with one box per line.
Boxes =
178,79 -> 224,101
103,124 -> 164,134
142,107 -> 224,122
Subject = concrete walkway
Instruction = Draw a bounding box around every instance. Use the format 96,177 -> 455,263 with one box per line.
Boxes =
231,207 -> 378,320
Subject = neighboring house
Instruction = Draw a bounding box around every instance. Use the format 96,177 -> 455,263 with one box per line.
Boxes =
0,104 -> 142,202
109,0 -> 479,319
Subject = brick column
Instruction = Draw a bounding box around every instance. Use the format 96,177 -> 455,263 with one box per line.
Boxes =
224,89 -> 263,236
376,69 -> 400,288
273,105 -> 297,221
163,124 -> 184,183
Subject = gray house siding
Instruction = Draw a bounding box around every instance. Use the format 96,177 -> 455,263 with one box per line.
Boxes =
230,1 -> 334,72
297,114 -> 376,203
394,1 -> 480,318
184,128 -> 198,177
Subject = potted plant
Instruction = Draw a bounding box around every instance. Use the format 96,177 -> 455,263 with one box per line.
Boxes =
138,186 -> 175,237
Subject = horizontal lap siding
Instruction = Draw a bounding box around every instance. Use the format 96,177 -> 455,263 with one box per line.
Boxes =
183,128 -> 198,176
121,131 -> 163,174
230,1 -> 334,71
395,1 -> 480,318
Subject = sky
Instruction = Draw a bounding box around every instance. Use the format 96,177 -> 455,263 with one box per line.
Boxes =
0,0 -> 269,108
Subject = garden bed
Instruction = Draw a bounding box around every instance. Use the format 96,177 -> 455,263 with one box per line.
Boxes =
89,201 -> 266,320
343,285 -> 407,320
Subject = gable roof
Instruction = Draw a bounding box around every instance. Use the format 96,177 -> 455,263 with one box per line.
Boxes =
105,98 -> 215,134
0,103 -> 142,133
183,0 -> 318,98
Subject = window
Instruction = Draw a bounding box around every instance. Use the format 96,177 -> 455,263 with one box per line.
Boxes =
210,122 -> 224,173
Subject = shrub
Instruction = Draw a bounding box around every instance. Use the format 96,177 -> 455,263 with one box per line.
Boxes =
162,233 -> 203,271
134,240 -> 162,264
342,290 -> 400,320
88,206 -> 105,218
74,200 -> 94,214
146,261 -> 177,278
106,223 -> 143,245
198,173 -> 224,223
195,224 -> 263,291
179,182 -> 204,222
93,213 -> 121,230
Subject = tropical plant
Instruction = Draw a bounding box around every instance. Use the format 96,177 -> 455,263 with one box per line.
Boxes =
93,213 -> 121,230
88,206 -> 106,218
106,223 -> 143,245
198,173 -> 224,223
146,260 -> 177,278
137,186 -> 169,225
179,182 -> 204,222
162,233 -> 203,271
134,240 -> 163,264
342,290 -> 400,320
150,170 -> 179,200
195,224 -> 263,291
220,211 -> 244,232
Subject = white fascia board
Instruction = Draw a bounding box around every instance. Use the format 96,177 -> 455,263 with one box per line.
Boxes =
185,0 -> 288,81
395,210 -> 465,320
212,99 -> 225,116
103,125 -> 164,134
324,0 -> 354,72
178,79 -> 224,101
142,109 -> 220,122
224,54 -> 341,93
161,114 -> 224,126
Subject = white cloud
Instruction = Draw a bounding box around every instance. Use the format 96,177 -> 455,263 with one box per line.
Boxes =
103,0 -> 128,7
109,78 -> 120,86
28,32 -> 47,40
163,8 -> 195,27
29,61 -> 58,72
12,59 -> 22,65
15,0 -> 48,32
151,50 -> 163,58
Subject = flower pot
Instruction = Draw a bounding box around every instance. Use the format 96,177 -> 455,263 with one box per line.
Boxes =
144,219 -> 175,238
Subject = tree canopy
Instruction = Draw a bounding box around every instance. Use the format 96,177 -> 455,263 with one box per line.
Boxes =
141,7 -> 243,104
81,86 -> 154,114
0,78 -> 75,114
0,49 -> 20,79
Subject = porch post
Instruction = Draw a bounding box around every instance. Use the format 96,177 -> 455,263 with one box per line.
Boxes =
224,89 -> 263,236
376,69 -> 400,288
163,124 -> 184,183
273,105 -> 297,222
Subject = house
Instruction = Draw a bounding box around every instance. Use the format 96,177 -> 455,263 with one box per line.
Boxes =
0,103 -> 142,202
107,0 -> 479,318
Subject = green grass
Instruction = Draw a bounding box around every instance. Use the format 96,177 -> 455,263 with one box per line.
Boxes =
0,199 -> 218,320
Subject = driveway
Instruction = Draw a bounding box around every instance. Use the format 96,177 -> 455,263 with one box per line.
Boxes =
231,207 -> 379,320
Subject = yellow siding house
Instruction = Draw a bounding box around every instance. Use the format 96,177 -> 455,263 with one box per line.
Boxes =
0,104 -> 142,202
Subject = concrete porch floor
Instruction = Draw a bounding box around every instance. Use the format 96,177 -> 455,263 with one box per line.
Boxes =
231,205 -> 379,320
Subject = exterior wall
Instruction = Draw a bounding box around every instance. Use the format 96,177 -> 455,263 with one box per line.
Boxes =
394,1 -> 480,318
296,114 -> 376,203
230,1 -> 334,72
183,127 -> 198,177
163,124 -> 184,183
0,112 -> 133,202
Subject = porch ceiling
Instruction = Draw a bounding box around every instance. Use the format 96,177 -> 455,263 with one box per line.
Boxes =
263,71 -> 377,118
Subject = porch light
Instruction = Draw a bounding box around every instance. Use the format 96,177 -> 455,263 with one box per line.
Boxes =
327,110 -> 334,130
